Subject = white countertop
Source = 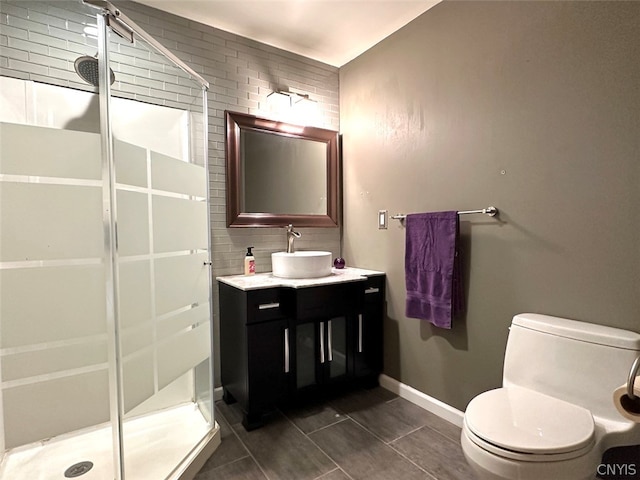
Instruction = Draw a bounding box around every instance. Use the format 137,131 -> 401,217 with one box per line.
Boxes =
217,267 -> 384,291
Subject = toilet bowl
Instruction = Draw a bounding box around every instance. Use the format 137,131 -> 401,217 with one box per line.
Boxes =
461,386 -> 602,480
461,314 -> 640,480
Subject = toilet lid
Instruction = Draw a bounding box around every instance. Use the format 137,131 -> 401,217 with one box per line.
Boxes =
465,386 -> 595,455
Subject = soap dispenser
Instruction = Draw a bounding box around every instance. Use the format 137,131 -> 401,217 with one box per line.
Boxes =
244,247 -> 255,275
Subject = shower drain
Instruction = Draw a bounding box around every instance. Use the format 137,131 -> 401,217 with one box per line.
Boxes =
64,461 -> 94,478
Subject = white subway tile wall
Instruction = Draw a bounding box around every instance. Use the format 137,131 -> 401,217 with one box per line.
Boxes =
0,0 -> 341,389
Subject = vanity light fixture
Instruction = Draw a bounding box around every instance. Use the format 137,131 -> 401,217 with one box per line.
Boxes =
266,90 -> 319,125
266,90 -> 292,111
291,92 -> 318,119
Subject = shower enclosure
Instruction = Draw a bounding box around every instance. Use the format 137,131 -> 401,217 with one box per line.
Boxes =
0,1 -> 218,478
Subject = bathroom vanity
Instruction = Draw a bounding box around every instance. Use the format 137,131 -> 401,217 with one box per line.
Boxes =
218,268 -> 385,430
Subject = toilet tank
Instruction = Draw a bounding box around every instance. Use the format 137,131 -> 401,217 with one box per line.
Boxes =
503,313 -> 640,421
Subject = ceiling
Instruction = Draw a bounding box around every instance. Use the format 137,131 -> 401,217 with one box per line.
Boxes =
134,0 -> 441,67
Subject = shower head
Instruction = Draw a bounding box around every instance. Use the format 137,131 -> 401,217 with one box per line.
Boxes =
74,55 -> 115,87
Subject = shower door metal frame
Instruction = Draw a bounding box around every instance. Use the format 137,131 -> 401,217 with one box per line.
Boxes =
94,13 -> 124,479
87,2 -> 213,479
84,0 -> 209,89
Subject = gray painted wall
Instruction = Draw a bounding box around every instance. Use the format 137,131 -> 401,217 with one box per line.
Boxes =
340,1 -> 640,410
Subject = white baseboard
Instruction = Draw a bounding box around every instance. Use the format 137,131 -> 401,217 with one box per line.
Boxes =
378,374 -> 464,428
213,378 -> 464,428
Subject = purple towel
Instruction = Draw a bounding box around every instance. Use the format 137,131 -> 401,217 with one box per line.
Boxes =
405,211 -> 464,329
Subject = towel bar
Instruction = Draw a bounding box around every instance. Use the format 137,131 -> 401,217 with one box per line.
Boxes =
391,206 -> 498,221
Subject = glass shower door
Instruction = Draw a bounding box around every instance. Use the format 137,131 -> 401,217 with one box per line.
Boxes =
0,120 -> 115,479
0,1 -> 215,478
0,4 -> 116,478
99,10 -> 213,479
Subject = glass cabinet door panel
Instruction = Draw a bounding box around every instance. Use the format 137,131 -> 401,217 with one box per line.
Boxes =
296,322 -> 317,388
328,316 -> 347,379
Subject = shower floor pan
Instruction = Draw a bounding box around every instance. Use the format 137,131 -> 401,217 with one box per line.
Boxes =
0,402 -> 211,480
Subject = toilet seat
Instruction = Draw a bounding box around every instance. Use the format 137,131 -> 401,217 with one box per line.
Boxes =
464,386 -> 595,461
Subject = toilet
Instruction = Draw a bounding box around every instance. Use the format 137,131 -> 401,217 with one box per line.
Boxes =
461,313 -> 640,480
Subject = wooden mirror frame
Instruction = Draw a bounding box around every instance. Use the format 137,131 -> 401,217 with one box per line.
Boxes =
225,110 -> 339,228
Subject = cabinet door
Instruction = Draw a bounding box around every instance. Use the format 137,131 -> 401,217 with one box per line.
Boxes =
294,319 -> 321,391
293,315 -> 350,392
353,278 -> 384,379
247,318 -> 289,415
325,315 -> 349,383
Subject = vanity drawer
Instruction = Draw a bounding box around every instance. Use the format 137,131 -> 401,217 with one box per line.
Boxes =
247,288 -> 286,324
363,275 -> 385,304
294,281 -> 364,319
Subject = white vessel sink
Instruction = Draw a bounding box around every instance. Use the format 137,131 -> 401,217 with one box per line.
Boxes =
271,251 -> 332,279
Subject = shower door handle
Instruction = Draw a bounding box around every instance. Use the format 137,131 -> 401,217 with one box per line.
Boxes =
358,314 -> 363,353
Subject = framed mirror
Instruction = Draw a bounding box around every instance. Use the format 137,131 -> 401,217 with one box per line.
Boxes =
225,110 -> 339,227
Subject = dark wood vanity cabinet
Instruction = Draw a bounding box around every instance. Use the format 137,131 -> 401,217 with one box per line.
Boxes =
219,274 -> 385,430
353,275 -> 385,381
219,285 -> 290,430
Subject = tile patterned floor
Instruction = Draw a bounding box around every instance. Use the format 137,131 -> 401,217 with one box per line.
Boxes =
194,387 -> 477,480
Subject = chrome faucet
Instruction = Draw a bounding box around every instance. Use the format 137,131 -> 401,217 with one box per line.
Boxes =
286,224 -> 301,253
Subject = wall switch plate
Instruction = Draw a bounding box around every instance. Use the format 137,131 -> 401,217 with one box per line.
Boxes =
378,210 -> 388,229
